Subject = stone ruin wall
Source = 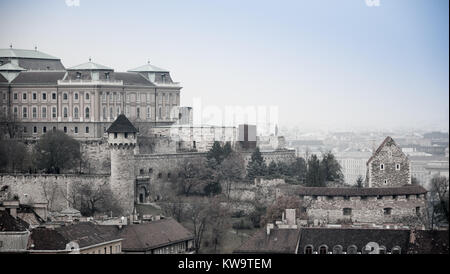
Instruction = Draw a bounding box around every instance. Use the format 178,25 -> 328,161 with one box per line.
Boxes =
275,187 -> 427,225
0,174 -> 109,213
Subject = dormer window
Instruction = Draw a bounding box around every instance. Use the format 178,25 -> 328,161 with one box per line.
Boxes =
105,72 -> 110,79
76,72 -> 81,79
161,74 -> 166,83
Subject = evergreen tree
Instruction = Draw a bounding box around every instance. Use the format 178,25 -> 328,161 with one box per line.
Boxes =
320,151 -> 343,182
222,142 -> 233,159
267,161 -> 278,177
246,147 -> 267,181
306,154 -> 325,187
290,157 -> 307,182
207,141 -> 224,165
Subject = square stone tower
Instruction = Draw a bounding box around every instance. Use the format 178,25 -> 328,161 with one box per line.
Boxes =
366,136 -> 411,187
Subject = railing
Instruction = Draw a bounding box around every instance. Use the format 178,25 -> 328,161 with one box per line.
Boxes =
154,82 -> 181,87
58,79 -> 123,85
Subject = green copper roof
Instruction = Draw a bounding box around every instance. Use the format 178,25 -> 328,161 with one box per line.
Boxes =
0,62 -> 27,71
67,61 -> 113,71
0,48 -> 59,60
128,63 -> 169,73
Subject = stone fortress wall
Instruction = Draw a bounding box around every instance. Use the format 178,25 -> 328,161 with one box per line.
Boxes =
0,174 -> 109,212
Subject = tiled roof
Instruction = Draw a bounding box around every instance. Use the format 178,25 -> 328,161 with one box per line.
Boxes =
67,61 -> 113,71
114,72 -> 156,86
106,114 -> 138,133
0,73 -> 8,83
28,227 -> 67,250
128,63 -> 169,73
118,218 -> 194,252
297,227 -> 411,253
235,228 -> 301,254
0,48 -> 59,60
0,210 -> 29,232
278,185 -> 427,197
0,62 -> 26,71
11,71 -> 66,85
55,222 -> 121,249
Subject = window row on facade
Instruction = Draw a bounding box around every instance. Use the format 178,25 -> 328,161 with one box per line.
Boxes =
11,106 -> 91,120
23,125 -> 92,135
11,91 -> 90,102
303,244 -> 402,254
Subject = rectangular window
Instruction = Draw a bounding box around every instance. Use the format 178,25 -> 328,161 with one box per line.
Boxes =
86,127 -> 89,133
23,93 -> 27,100
14,93 -> 18,100
23,107 -> 27,118
14,107 -> 18,118
33,93 -> 37,100
74,127 -> 78,134
52,107 -> 57,118
52,93 -> 57,100
42,93 -> 47,100
343,208 -> 352,216
384,208 -> 392,215
42,107 -> 47,119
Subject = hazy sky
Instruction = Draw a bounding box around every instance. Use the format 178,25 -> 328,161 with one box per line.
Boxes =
1,0 -> 448,132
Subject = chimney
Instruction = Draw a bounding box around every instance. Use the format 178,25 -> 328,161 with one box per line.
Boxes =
266,223 -> 274,236
285,209 -> 296,225
409,229 -> 416,244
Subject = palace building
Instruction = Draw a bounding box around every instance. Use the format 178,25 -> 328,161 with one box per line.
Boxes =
0,47 -> 183,140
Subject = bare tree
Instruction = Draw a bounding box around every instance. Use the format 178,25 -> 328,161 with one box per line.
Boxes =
70,182 -> 120,217
428,175 -> 449,228
185,199 -> 210,253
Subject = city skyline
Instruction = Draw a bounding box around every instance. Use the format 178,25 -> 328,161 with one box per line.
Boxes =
1,0 -> 448,132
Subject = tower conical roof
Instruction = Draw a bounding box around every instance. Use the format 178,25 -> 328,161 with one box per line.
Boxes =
107,114 -> 138,133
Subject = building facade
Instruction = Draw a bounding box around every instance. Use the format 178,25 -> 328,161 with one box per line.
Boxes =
0,48 -> 182,140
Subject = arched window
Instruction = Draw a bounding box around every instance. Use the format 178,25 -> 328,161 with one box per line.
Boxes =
332,245 -> 343,254
319,245 -> 328,254
347,245 -> 357,254
63,93 -> 68,100
74,107 -> 79,119
379,246 -> 386,254
304,245 -> 313,254
85,107 -> 90,119
74,93 -> 79,100
391,246 -> 401,254
85,92 -> 90,100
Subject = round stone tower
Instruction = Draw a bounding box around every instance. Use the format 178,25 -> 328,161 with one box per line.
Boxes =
107,114 -> 138,216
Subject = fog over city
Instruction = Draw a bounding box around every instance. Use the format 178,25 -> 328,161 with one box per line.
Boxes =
1,0 -> 448,133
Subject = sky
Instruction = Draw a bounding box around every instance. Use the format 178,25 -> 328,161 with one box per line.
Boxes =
0,0 -> 448,132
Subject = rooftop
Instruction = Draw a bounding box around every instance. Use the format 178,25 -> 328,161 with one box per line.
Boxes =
67,61 -> 113,71
277,185 -> 427,197
107,114 -> 138,133
118,218 -> 193,252
0,62 -> 27,71
128,62 -> 169,73
0,48 -> 60,60
235,228 -> 301,254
